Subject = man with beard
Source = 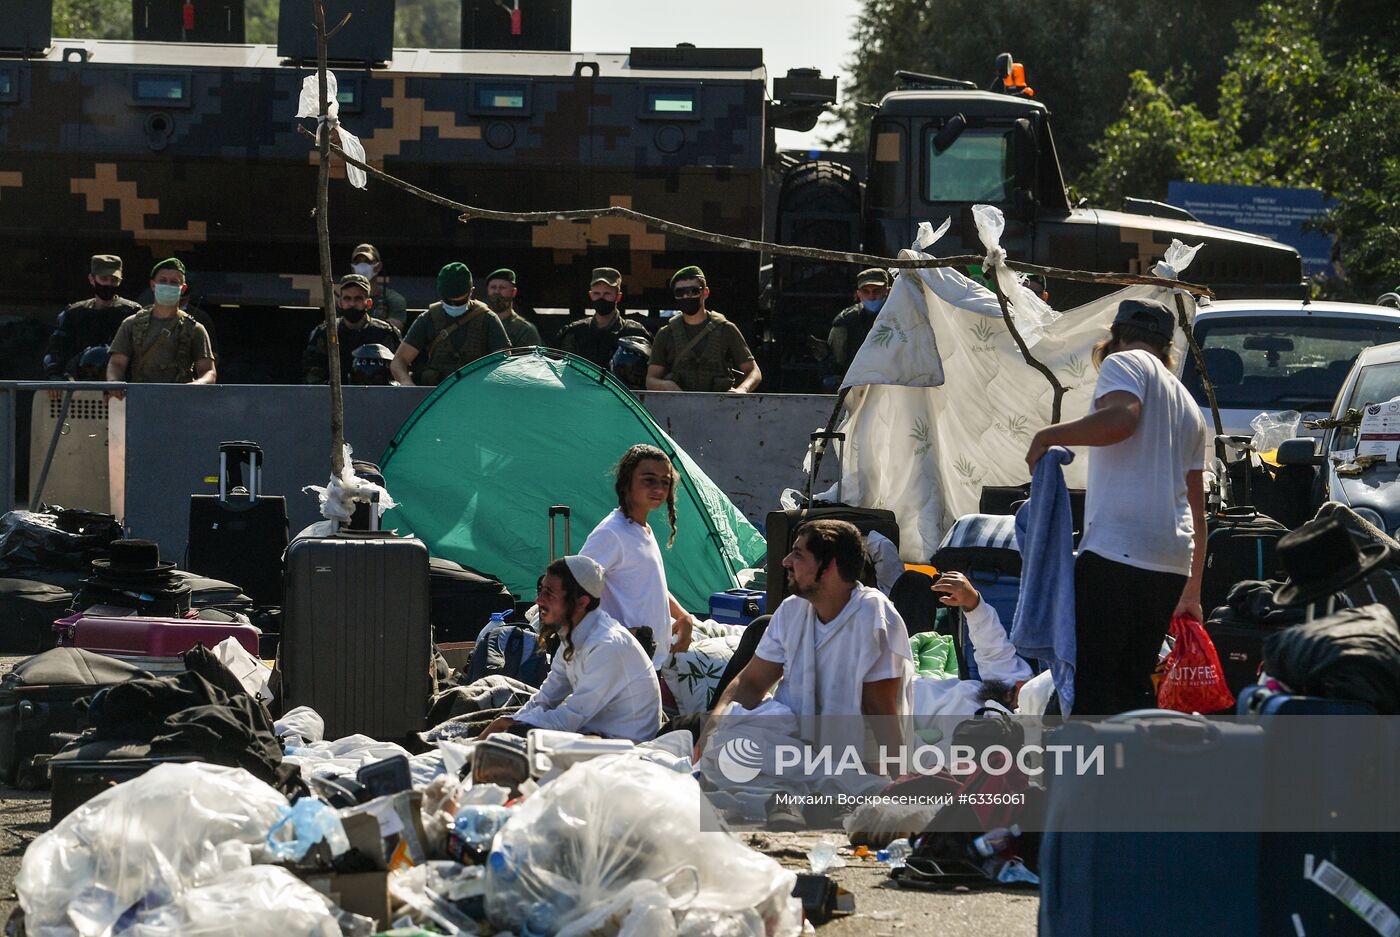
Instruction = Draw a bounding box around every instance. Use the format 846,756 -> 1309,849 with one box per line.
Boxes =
558,267 -> 650,368
483,268 -> 541,348
646,265 -> 761,392
302,274 -> 402,384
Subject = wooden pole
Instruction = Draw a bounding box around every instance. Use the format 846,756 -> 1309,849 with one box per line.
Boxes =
990,273 -> 1067,424
313,0 -> 345,479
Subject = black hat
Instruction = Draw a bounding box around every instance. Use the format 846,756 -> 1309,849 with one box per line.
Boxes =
1112,298 -> 1175,341
1272,517 -> 1392,608
90,539 -> 176,575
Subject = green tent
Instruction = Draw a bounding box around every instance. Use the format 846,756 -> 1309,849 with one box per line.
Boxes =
379,348 -> 766,610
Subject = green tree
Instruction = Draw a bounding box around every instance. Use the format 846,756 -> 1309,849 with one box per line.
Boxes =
53,0 -> 128,39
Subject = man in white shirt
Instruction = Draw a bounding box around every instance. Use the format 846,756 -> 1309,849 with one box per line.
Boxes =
478,556 -> 662,742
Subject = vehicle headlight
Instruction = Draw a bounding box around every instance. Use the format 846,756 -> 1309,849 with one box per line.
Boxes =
1351,507 -> 1385,531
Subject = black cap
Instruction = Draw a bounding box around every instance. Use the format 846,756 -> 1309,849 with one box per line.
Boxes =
1112,298 -> 1175,340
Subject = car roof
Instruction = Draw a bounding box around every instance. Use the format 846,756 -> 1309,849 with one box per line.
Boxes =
1196,299 -> 1400,322
1352,339 -> 1400,369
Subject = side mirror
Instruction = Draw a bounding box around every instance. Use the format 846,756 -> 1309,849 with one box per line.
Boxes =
932,114 -> 966,154
1277,437 -> 1323,467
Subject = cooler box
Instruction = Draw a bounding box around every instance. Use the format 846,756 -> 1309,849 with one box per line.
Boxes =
709,589 -> 765,626
54,612 -> 259,657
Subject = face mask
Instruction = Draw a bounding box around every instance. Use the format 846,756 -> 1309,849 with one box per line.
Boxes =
486,294 -> 511,314
352,262 -> 376,280
341,306 -> 367,323
590,298 -> 616,317
676,297 -> 703,316
93,283 -> 119,301
152,283 -> 182,306
441,301 -> 469,318
861,297 -> 886,314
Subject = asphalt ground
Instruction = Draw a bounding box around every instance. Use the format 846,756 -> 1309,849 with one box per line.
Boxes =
0,654 -> 1038,934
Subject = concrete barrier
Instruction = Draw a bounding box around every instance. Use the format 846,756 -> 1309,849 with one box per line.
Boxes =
111,384 -> 839,564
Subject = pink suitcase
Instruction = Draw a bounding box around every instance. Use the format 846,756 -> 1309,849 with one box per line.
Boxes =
53,611 -> 259,657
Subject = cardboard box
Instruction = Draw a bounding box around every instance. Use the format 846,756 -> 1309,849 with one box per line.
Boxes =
302,870 -> 392,931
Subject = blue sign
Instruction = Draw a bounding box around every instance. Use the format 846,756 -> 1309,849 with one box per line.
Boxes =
1167,181 -> 1337,277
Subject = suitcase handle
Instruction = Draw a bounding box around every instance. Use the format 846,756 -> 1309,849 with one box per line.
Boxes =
1107,709 -> 1223,751
806,431 -> 846,504
549,505 -> 571,560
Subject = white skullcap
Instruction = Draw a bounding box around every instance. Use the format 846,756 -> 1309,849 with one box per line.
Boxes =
563,554 -> 606,598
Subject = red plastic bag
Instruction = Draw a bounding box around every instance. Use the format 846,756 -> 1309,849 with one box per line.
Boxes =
1157,614 -> 1236,713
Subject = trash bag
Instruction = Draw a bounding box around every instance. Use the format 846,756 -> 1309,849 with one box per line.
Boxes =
16,762 -> 288,936
1158,614 -> 1236,713
485,754 -> 802,937
1262,604 -> 1400,714
121,865 -> 368,937
1249,410 -> 1301,458
0,509 -> 122,572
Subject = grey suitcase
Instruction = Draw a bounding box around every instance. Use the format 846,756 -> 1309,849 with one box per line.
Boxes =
282,532 -> 432,742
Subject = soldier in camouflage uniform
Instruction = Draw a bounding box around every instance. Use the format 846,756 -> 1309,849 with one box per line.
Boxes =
106,258 -> 216,396
351,243 -> 410,333
483,268 -> 541,348
391,262 -> 509,387
821,267 -> 892,390
647,266 -> 761,393
558,267 -> 651,369
302,273 -> 402,384
43,254 -> 143,382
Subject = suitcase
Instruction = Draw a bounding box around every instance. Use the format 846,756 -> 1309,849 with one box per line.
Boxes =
0,574 -> 77,654
53,611 -> 260,657
282,532 -> 432,741
186,441 -> 289,606
428,557 -> 514,643
979,484 -> 1087,543
0,647 -> 150,788
48,738 -> 203,823
1235,684 -> 1376,716
1203,611 -> 1288,698
709,588 -> 765,625
767,432 -> 900,611
1202,507 -> 1287,615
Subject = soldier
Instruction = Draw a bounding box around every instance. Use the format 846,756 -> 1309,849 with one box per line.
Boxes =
105,258 -> 216,396
302,273 -> 402,384
821,267 -> 891,390
390,262 -> 509,387
350,242 -> 409,332
484,268 -> 541,347
43,254 -> 143,384
558,267 -> 651,370
646,266 -> 761,393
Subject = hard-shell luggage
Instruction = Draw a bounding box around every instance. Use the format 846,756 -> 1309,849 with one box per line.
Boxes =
282,532 -> 432,741
0,573 -> 78,654
54,611 -> 259,658
709,588 -> 765,626
428,557 -> 514,643
186,441 -> 289,605
0,647 -> 150,788
1202,507 -> 1287,615
48,738 -> 203,823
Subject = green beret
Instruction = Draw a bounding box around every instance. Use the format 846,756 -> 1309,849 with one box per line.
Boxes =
150,257 -> 186,279
486,267 -> 517,285
669,265 -> 706,288
437,262 -> 474,300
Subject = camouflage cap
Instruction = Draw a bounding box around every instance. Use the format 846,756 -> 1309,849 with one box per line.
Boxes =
150,257 -> 186,279
351,242 -> 381,263
856,267 -> 892,288
486,267 -> 517,285
590,267 -> 622,288
437,262 -> 474,299
90,255 -> 122,277
670,265 -> 706,289
338,273 -> 373,293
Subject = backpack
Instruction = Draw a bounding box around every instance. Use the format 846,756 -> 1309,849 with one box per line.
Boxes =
465,624 -> 549,688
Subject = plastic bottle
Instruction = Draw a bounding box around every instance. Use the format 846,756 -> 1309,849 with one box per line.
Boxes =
446,804 -> 512,863
520,901 -> 557,937
971,825 -> 1022,859
876,838 -> 912,869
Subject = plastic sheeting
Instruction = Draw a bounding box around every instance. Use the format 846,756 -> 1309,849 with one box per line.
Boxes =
379,349 -> 767,610
836,212 -> 1200,560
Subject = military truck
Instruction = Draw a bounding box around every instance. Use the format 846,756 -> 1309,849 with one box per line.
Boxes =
0,2 -> 1302,385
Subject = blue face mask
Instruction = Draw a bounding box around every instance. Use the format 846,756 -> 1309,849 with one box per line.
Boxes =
153,283 -> 183,307
861,297 -> 886,314
441,301 -> 469,317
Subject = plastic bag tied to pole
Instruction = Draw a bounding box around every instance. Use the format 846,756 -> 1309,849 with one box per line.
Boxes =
302,444 -> 396,525
295,71 -> 367,190
971,204 -> 1061,348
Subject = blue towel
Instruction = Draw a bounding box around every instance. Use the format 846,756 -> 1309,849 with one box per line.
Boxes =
1011,446 -> 1077,713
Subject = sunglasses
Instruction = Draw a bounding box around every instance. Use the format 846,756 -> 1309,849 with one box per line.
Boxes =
673,286 -> 704,298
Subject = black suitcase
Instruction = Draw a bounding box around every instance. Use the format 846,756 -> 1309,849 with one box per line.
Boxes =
187,441 -> 288,606
1204,610 -> 1287,697
428,557 -> 514,643
48,738 -> 203,823
282,531 -> 432,741
0,648 -> 150,788
1202,507 -> 1287,615
0,574 -> 78,654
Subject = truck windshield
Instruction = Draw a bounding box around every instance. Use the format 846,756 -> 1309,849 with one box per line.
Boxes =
1182,315 -> 1400,414
924,127 -> 1013,203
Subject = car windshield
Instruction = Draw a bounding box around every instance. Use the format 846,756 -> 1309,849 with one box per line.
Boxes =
1182,315 -> 1400,414
1332,361 -> 1400,451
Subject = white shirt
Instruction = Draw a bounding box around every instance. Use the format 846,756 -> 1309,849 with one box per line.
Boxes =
581,509 -> 671,632
1079,349 -> 1208,576
865,530 -> 905,595
512,608 -> 662,742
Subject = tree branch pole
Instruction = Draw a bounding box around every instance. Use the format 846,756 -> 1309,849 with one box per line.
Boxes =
313,0 -> 345,479
296,126 -> 1216,299
990,272 -> 1067,424
1174,293 -> 1223,438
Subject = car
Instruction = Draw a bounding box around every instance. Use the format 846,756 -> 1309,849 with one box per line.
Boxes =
1181,300 -> 1400,440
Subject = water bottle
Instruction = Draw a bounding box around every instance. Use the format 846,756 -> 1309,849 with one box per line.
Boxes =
876,838 -> 912,869
446,804 -> 512,863
520,901 -> 557,937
